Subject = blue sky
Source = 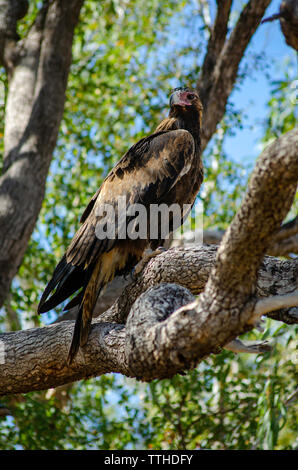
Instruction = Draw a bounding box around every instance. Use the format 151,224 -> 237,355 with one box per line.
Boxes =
223,0 -> 297,165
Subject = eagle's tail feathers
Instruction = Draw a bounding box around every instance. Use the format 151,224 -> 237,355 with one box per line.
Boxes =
38,268 -> 83,313
66,258 -> 104,365
38,256 -> 84,314
66,306 -> 83,365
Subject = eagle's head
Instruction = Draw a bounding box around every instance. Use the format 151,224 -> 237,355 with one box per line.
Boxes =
169,87 -> 203,127
169,87 -> 202,110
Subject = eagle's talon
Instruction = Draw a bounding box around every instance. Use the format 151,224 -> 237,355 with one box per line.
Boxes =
133,247 -> 168,277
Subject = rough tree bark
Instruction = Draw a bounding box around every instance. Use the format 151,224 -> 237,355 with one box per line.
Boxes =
0,127 -> 297,395
0,0 -> 84,308
198,0 -> 272,151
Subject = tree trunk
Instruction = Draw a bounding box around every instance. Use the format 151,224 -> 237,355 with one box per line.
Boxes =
0,0 -> 84,307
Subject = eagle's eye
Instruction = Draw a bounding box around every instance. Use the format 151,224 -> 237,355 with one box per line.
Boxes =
187,93 -> 195,100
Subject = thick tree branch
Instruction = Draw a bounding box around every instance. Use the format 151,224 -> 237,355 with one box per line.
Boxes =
56,240 -> 297,325
198,0 -> 272,151
211,128 -> 297,296
0,247 -> 296,394
96,246 -> 298,326
280,0 -> 298,50
57,217 -> 296,323
173,216 -> 298,257
0,278 -> 290,396
185,128 -> 298,355
0,313 -> 129,396
0,0 -> 84,308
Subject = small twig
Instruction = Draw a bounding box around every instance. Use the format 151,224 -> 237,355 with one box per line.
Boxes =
285,387 -> 298,407
274,216 -> 298,242
224,338 -> 271,354
261,12 -> 282,24
249,290 -> 298,324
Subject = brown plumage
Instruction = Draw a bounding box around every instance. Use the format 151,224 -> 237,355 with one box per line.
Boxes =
38,87 -> 203,364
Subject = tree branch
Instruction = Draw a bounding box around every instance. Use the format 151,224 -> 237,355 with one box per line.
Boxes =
280,0 -> 298,50
250,290 -> 298,323
0,247 -> 296,394
70,216 -> 297,322
198,0 -> 272,151
272,215 -> 298,242
0,313 -> 129,396
0,277 -> 291,396
268,233 -> 298,257
187,128 -> 297,356
0,0 -> 84,308
55,241 -> 297,326
95,245 -> 298,326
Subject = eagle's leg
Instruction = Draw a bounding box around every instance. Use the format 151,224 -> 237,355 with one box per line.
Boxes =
133,247 -> 167,277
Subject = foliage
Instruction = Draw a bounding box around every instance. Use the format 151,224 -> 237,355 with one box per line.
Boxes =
0,375 -> 149,450
0,0 -> 297,450
0,321 -> 296,450
139,321 -> 298,450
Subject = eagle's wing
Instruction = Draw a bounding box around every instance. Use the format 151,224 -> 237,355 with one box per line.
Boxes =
66,128 -> 195,267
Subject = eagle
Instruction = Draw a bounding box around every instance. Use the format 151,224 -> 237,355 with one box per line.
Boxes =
38,87 -> 203,364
